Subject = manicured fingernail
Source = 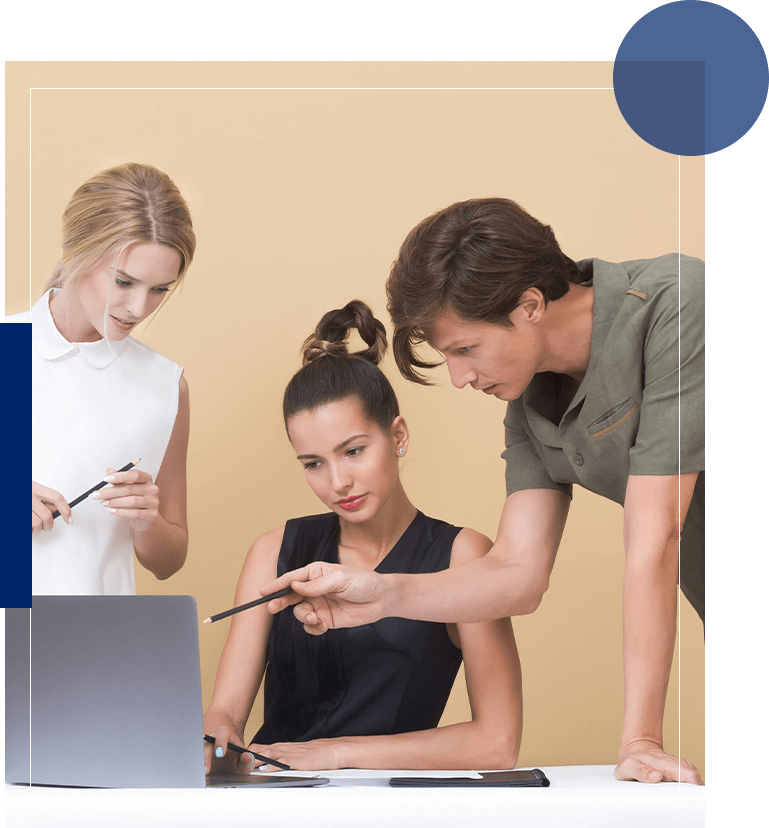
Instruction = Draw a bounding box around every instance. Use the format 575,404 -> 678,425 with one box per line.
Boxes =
91,492 -> 102,500
215,747 -> 223,758
258,764 -> 269,772
103,475 -> 115,482
67,517 -> 73,526
110,509 -> 117,514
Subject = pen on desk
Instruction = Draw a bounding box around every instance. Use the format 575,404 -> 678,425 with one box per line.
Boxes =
51,458 -> 142,520
203,734 -> 292,771
203,587 -> 294,624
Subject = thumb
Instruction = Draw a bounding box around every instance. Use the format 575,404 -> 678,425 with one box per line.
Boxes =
291,574 -> 337,598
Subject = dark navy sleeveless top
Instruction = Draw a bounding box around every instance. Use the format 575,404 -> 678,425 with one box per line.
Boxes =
252,510 -> 463,744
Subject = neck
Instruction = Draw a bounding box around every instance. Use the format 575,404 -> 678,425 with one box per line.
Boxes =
48,281 -> 102,343
338,482 -> 417,567
539,283 -> 594,381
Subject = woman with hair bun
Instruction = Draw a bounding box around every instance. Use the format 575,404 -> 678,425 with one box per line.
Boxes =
203,300 -> 522,774
11,163 -> 196,595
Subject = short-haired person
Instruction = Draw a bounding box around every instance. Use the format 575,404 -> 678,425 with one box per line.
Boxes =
204,301 -> 521,774
263,198 -> 705,785
13,163 -> 196,594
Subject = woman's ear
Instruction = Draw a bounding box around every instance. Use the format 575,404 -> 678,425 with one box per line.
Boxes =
391,416 -> 410,458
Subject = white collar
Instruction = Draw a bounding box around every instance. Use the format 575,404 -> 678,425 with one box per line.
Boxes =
31,289 -> 127,369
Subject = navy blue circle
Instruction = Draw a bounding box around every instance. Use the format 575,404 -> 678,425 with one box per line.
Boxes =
614,1 -> 768,155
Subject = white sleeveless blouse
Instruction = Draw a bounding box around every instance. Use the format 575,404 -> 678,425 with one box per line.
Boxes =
14,290 -> 182,595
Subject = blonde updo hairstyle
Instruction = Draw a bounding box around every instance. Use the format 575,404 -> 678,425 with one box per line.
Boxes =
283,300 -> 400,433
43,162 -> 196,295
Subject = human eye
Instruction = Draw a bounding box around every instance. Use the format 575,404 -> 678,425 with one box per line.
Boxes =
346,446 -> 364,457
151,285 -> 172,293
115,277 -> 132,288
303,460 -> 321,470
455,346 -> 472,355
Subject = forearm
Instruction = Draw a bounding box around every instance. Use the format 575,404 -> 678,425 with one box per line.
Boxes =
385,552 -> 546,623
134,516 -> 188,580
620,534 -> 679,750
337,719 -> 519,770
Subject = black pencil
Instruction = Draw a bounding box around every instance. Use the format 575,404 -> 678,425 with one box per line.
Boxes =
51,458 -> 142,520
203,734 -> 292,771
203,587 -> 294,624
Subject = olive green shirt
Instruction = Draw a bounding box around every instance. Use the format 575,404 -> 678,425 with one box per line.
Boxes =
502,254 -> 705,622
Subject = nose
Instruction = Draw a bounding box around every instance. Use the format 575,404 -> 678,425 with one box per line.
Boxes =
126,289 -> 150,320
446,357 -> 476,389
329,462 -> 353,494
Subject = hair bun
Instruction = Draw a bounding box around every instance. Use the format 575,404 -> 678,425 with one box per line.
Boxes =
301,300 -> 388,367
302,338 -> 349,365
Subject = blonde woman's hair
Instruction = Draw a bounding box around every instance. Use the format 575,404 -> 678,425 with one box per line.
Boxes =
44,163 -> 196,294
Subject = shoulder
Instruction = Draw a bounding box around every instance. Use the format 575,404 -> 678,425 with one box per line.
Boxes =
243,525 -> 287,568
237,526 -> 287,590
449,527 -> 493,567
623,254 -> 704,309
124,337 -> 183,377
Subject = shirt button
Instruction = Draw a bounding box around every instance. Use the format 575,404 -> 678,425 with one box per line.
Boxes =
574,453 -> 584,466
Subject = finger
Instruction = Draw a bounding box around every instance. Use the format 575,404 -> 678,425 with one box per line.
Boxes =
214,725 -> 230,759
260,565 -> 314,597
290,572 -> 342,599
32,486 -> 72,529
43,491 -> 73,525
97,495 -> 153,510
237,751 -> 256,773
32,501 -> 54,532
106,468 -> 151,485
266,592 -> 302,614
618,758 -> 663,784
293,603 -> 329,635
204,741 -> 213,774
659,758 -> 703,785
35,503 -> 55,532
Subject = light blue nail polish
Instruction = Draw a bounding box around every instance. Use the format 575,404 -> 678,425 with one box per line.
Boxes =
258,764 -> 269,772
215,747 -> 223,758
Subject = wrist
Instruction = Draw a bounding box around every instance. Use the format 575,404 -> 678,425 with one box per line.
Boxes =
619,734 -> 663,760
334,736 -> 357,769
381,573 -> 405,619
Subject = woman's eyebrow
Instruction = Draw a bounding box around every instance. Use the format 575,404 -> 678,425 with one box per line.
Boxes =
296,434 -> 369,461
115,269 -> 177,288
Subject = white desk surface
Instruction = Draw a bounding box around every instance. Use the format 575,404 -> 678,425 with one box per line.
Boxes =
5,765 -> 704,828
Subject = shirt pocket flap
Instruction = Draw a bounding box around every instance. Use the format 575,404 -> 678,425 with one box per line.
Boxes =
587,399 -> 639,439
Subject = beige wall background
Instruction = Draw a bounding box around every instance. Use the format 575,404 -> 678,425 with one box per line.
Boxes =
7,62 -> 705,775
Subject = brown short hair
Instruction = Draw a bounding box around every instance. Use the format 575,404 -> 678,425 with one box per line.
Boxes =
386,197 -> 580,383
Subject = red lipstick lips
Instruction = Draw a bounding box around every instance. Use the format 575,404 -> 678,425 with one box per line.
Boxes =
337,494 -> 367,511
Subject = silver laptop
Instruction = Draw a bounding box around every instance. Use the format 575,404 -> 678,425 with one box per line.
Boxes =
5,596 -> 328,788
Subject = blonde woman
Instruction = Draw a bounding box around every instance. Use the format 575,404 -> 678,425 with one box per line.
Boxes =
11,163 -> 196,595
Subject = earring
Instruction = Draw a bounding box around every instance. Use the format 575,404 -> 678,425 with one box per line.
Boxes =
398,448 -> 405,455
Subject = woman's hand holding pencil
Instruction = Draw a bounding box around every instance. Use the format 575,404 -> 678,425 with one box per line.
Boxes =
203,716 -> 292,774
91,465 -> 160,532
32,482 -> 73,533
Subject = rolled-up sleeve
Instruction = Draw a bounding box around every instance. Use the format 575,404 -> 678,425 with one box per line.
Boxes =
502,404 -> 573,497
628,258 -> 705,475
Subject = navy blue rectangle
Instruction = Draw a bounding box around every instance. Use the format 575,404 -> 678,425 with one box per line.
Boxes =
1,321 -> 32,607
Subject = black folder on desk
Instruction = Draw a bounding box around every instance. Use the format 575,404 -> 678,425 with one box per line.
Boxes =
389,769 -> 550,787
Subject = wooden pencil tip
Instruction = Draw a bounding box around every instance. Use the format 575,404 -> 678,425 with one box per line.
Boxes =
203,617 -> 211,624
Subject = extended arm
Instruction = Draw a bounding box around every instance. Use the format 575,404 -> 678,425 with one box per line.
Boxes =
615,472 -> 702,785
263,487 -> 569,630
